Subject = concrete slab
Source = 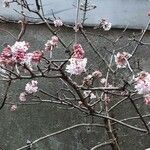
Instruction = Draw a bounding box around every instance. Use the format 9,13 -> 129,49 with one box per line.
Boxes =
0,0 -> 150,29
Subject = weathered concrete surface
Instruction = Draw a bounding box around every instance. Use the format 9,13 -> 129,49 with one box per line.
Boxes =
0,23 -> 150,150
0,0 -> 150,29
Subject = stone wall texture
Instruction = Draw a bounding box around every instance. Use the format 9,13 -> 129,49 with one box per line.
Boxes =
0,22 -> 150,150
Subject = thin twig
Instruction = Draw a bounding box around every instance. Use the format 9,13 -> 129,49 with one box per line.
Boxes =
90,140 -> 113,150
128,96 -> 150,133
16,123 -> 105,150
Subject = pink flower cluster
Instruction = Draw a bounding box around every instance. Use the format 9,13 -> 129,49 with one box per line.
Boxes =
0,46 -> 13,65
53,19 -> 63,27
25,80 -> 38,94
45,36 -> 59,51
72,44 -> 85,59
0,41 -> 43,68
144,94 -> 150,105
134,71 -> 150,105
66,44 -> 87,75
19,80 -> 38,102
83,71 -> 102,86
114,52 -> 132,68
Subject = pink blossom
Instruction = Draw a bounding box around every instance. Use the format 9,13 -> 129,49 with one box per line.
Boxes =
53,19 -> 63,27
32,51 -> 43,62
10,41 -> 30,64
100,19 -> 112,31
12,50 -> 26,63
11,41 -> 29,53
45,36 -> 59,51
25,80 -> 38,94
83,90 -> 96,99
0,42 -> 31,65
51,36 -> 59,45
1,46 -> 12,58
45,40 -> 54,51
0,46 -> 13,65
134,80 -> 150,95
92,70 -> 102,78
134,71 -> 150,94
114,52 -> 132,68
21,53 -> 33,70
10,105 -> 17,111
83,74 -> 93,86
66,58 -> 87,75
0,42 -> 42,67
19,92 -> 27,102
66,44 -> 87,75
72,44 -> 85,59
134,71 -> 150,82
101,78 -> 106,84
144,94 -> 150,105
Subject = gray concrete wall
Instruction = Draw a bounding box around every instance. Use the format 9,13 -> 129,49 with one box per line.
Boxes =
1,0 -> 150,29
0,22 -> 150,150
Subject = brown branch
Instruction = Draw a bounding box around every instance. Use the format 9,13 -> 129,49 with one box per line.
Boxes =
16,123 -> 105,150
80,86 -> 122,91
130,19 -> 150,57
17,20 -> 27,41
128,96 -> 150,133
0,80 -> 12,110
90,140 -> 113,150
108,94 -> 136,112
60,71 -> 95,113
0,28 -> 17,40
80,28 -> 114,73
93,113 -> 147,133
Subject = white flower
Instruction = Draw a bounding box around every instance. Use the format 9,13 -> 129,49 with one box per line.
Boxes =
83,90 -> 96,99
10,105 -> 17,111
83,74 -> 93,86
144,94 -> 150,105
100,19 -> 112,31
45,36 -> 58,51
25,80 -> 38,94
53,19 -> 63,27
19,92 -> 27,102
101,78 -> 106,84
66,58 -> 87,75
134,71 -> 150,94
114,52 -> 132,68
21,53 -> 33,70
102,22 -> 111,31
135,81 -> 150,94
92,70 -> 102,78
11,41 -> 29,53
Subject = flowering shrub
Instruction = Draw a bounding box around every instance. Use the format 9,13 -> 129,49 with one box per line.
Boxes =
66,44 -> 87,75
0,0 -> 150,150
114,52 -> 132,68
0,41 -> 42,70
53,19 -> 63,27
